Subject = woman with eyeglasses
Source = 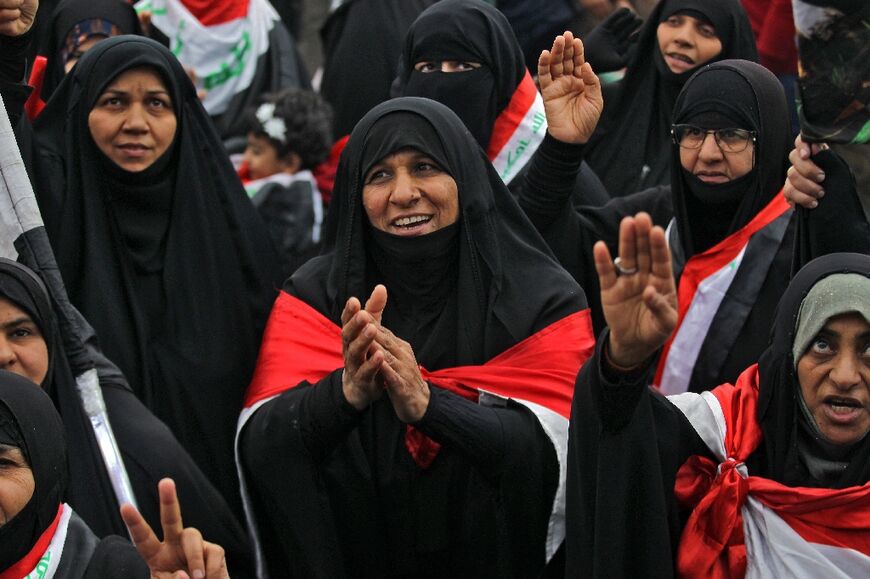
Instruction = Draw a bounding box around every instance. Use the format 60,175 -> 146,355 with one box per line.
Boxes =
522,34 -> 793,394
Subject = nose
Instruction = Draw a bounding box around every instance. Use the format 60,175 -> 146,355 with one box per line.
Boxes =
122,104 -> 149,132
673,23 -> 696,47
697,132 -> 723,161
830,351 -> 862,390
0,336 -> 16,372
390,170 -> 420,206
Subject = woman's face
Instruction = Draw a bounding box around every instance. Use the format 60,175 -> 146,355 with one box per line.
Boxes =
657,13 -> 723,74
0,443 -> 33,527
797,313 -> 870,446
0,298 -> 48,387
413,60 -> 482,73
362,148 -> 460,237
88,67 -> 177,172
679,131 -> 754,183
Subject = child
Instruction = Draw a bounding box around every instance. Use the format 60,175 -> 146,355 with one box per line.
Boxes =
240,88 -> 333,275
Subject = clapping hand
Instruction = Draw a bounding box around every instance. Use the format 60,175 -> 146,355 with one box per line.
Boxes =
341,285 -> 388,409
120,479 -> 228,579
0,0 -> 37,36
538,31 -> 604,145
594,213 -> 677,368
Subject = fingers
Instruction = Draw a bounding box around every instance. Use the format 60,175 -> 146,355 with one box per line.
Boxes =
364,285 -> 387,324
180,527 -> 206,579
345,316 -> 377,367
120,503 -> 162,562
648,225 -> 673,282
643,285 -> 678,337
203,543 -> 229,579
341,297 -> 361,326
593,240 -> 617,291
550,33 -> 566,79
616,215 -> 638,271
634,213 -> 651,274
159,478 -> 184,544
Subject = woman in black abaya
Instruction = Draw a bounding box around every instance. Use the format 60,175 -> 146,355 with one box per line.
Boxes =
30,35 -> 281,519
238,97 -> 595,577
0,258 -> 254,575
583,0 -> 757,196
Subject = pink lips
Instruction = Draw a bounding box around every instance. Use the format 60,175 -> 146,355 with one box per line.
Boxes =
117,143 -> 151,159
665,52 -> 695,73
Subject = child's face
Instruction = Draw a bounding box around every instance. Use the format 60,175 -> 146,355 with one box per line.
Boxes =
244,133 -> 292,180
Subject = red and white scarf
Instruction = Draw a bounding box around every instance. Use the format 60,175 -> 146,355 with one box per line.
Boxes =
654,194 -> 791,394
669,367 -> 870,578
0,504 -> 72,579
236,291 -> 594,568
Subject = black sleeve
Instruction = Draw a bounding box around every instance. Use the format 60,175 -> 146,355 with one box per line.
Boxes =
414,385 -> 555,478
565,334 -> 710,578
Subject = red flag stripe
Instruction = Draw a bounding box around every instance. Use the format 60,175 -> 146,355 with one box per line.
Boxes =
486,71 -> 538,160
180,0 -> 249,26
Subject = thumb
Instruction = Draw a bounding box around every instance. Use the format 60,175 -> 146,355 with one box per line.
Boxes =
365,284 -> 388,324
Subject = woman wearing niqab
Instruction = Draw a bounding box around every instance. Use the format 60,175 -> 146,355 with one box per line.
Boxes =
238,97 -> 595,577
583,0 -> 758,196
566,250 -> 870,577
30,35 -> 281,519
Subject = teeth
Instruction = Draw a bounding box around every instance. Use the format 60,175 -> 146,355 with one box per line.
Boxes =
394,215 -> 431,227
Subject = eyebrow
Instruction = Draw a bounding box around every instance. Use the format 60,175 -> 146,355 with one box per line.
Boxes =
0,316 -> 34,331
101,89 -> 172,97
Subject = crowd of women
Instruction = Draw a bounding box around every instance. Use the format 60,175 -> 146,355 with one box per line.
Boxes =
0,0 -> 868,577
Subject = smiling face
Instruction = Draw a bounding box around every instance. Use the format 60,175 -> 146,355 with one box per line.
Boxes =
657,13 -> 723,74
0,443 -> 34,528
0,298 -> 48,387
797,313 -> 870,446
87,67 -> 177,172
362,148 -> 459,236
679,131 -> 755,184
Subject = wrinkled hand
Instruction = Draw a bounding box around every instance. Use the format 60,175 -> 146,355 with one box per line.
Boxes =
374,324 -> 430,423
538,31 -> 604,145
120,479 -> 228,579
0,0 -> 37,36
341,285 -> 388,410
594,213 -> 677,368
784,134 -> 827,209
582,7 -> 642,73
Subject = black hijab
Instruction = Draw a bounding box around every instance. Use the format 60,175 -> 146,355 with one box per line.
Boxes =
752,253 -> 870,488
293,96 -> 585,367
391,0 -> 526,152
669,59 -> 791,259
585,0 -> 757,196
32,35 -> 281,514
0,259 -> 128,538
0,371 -> 67,571
39,0 -> 141,103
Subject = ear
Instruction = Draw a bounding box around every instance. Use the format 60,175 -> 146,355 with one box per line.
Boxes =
280,152 -> 302,175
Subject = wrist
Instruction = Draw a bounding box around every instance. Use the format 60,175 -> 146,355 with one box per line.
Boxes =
606,335 -> 651,370
341,370 -> 370,410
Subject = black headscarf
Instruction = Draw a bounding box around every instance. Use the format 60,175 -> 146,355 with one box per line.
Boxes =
0,371 -> 66,571
391,0 -> 525,152
669,59 -> 791,258
32,35 -> 281,515
752,253 -> 870,488
585,0 -> 758,196
0,259 -> 128,538
38,0 -> 141,103
294,96 -> 585,367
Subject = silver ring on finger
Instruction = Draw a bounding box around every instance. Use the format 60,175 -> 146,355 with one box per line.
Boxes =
614,257 -> 639,276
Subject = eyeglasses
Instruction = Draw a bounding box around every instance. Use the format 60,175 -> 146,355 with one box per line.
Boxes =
670,125 -> 757,153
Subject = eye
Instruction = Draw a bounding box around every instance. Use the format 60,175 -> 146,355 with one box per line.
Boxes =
99,96 -> 123,108
811,338 -> 833,355
149,97 -> 170,109
455,61 -> 479,72
414,61 -> 439,73
365,168 -> 391,184
414,157 -> 443,174
666,15 -> 683,27
697,23 -> 717,38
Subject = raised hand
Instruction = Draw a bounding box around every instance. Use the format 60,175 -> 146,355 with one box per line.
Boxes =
593,213 -> 677,368
784,134 -> 827,209
582,7 -> 643,73
0,0 -> 37,36
538,31 -> 604,145
374,325 -> 430,423
120,479 -> 228,579
340,285 -> 388,409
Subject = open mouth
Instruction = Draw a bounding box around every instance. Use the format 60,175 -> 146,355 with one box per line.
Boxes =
393,215 -> 432,228
665,52 -> 695,72
823,396 -> 865,422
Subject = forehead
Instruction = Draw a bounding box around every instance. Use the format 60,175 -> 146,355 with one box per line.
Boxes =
819,312 -> 870,334
104,67 -> 168,92
0,296 -> 33,321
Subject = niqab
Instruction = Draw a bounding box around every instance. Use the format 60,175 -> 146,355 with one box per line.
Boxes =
32,35 -> 281,515
753,253 -> 870,488
669,60 -> 791,259
0,371 -> 66,571
585,0 -> 758,196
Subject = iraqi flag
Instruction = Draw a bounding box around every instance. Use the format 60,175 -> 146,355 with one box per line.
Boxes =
236,291 -> 595,572
668,366 -> 870,577
0,96 -> 137,514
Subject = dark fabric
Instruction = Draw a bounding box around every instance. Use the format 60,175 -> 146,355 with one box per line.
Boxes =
0,371 -> 67,571
31,35 -> 281,519
565,335 -> 711,578
391,0 -> 523,150
793,149 -> 870,273
241,97 -> 585,577
584,0 -> 757,196
38,0 -> 141,103
58,512 -> 149,578
497,0 -> 577,73
0,259 -> 254,575
752,252 -> 870,488
670,60 -> 791,257
320,0 -> 438,139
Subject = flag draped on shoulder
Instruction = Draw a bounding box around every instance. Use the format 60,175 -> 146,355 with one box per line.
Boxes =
668,366 -> 870,578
